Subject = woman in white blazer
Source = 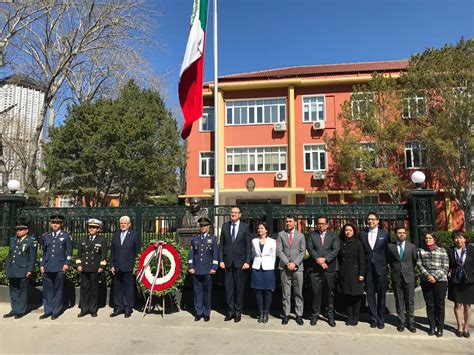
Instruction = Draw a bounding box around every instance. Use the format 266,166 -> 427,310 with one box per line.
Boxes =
251,222 -> 276,323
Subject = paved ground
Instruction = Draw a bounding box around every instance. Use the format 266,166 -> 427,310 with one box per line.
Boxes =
0,301 -> 472,354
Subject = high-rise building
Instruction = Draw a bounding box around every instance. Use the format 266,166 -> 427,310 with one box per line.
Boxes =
0,74 -> 46,190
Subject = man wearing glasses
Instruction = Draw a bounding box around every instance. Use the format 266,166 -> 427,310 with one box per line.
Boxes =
39,214 -> 73,320
359,211 -> 390,329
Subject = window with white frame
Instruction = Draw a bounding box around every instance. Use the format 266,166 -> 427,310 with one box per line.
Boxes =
304,145 -> 327,171
200,152 -> 214,176
355,143 -> 377,170
200,107 -> 214,131
226,146 -> 287,173
302,96 -> 325,122
58,195 -> 74,207
226,98 -> 286,125
402,95 -> 426,119
405,141 -> 427,169
305,195 -> 328,205
355,195 -> 379,204
351,92 -> 374,119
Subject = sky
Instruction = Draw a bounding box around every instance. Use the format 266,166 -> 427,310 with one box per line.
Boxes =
147,0 -> 473,112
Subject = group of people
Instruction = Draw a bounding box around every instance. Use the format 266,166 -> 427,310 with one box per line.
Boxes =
3,208 -> 473,339
4,215 -> 141,320
190,208 -> 473,338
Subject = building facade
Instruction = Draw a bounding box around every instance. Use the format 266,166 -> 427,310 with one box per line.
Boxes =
183,60 -> 462,230
0,75 -> 46,190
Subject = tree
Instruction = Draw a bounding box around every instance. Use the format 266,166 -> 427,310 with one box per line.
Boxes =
326,73 -> 412,203
0,0 -> 158,190
42,80 -> 184,207
402,38 -> 474,230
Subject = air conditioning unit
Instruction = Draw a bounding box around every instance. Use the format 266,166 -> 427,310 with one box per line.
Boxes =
313,171 -> 326,180
273,122 -> 286,132
275,171 -> 288,181
312,121 -> 326,130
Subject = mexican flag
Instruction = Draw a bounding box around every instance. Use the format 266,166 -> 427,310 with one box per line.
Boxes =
179,0 -> 209,140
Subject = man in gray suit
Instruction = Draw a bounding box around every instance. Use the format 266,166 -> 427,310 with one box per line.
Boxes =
277,215 -> 306,326
387,226 -> 417,333
307,216 -> 340,327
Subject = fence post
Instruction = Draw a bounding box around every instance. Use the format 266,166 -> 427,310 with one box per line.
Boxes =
135,203 -> 143,241
265,199 -> 274,235
408,189 -> 436,248
0,194 -> 26,245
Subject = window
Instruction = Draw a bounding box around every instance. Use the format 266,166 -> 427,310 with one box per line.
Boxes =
351,92 -> 374,119
200,152 -> 214,176
58,195 -> 74,207
302,96 -> 325,122
405,141 -> 427,169
355,143 -> 377,170
304,145 -> 327,171
226,98 -> 286,125
305,196 -> 328,205
402,95 -> 426,119
355,195 -> 379,204
226,146 -> 287,173
200,107 -> 214,131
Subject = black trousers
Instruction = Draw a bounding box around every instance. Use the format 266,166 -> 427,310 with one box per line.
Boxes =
42,272 -> 64,316
9,278 -> 28,315
114,271 -> 134,314
79,272 -> 100,313
255,290 -> 272,313
421,280 -> 448,330
366,265 -> 387,325
193,274 -> 213,316
392,276 -> 415,325
310,271 -> 336,319
224,266 -> 245,316
341,294 -> 362,323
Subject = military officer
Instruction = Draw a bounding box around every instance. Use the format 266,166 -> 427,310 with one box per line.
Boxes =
4,221 -> 37,319
39,214 -> 73,320
76,218 -> 107,318
188,216 -> 218,322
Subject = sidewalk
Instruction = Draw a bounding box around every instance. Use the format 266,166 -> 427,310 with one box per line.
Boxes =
0,300 -> 471,354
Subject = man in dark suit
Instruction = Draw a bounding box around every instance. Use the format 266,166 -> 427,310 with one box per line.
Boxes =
359,211 -> 390,329
39,214 -> 73,320
307,216 -> 340,327
110,215 -> 141,318
219,206 -> 251,322
76,218 -> 107,318
387,226 -> 417,333
4,221 -> 37,319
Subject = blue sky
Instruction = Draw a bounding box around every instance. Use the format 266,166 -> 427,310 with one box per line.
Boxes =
148,0 -> 473,111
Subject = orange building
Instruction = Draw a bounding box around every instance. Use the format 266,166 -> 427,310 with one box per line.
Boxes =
183,60 -> 462,230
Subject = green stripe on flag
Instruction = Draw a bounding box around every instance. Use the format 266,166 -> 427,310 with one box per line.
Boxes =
199,0 -> 208,31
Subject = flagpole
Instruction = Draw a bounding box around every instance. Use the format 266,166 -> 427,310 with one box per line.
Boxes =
213,0 -> 220,215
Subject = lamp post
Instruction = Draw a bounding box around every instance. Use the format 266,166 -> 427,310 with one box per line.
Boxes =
0,179 -> 26,245
407,171 -> 436,247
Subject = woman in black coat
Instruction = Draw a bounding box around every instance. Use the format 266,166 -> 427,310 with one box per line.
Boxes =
447,229 -> 474,338
337,223 -> 366,326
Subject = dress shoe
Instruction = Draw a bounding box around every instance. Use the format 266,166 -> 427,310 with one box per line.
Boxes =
397,325 -> 405,332
257,313 -> 263,323
435,329 -> 443,337
370,322 -> 377,328
455,330 -> 463,337
110,311 -> 123,317
194,315 -> 202,321
427,328 -> 435,336
377,323 -> 385,329
77,312 -> 88,318
39,313 -> 52,320
234,314 -> 241,323
124,312 -> 132,318
351,321 -> 358,326
3,312 -> 15,318
407,324 -> 416,333
281,316 -> 289,325
328,319 -> 336,327
310,317 -> 318,326
91,312 -> 97,318
51,314 -> 60,320
296,316 -> 304,326
204,316 -> 210,322
14,314 -> 25,319
463,331 -> 470,338
262,312 -> 269,324
224,314 -> 233,321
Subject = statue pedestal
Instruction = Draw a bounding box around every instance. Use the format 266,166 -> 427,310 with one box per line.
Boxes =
176,228 -> 200,248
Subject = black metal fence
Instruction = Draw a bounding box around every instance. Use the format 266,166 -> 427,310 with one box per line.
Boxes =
11,202 -> 408,247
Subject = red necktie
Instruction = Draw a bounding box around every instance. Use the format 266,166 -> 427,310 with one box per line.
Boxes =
289,231 -> 293,246
321,232 -> 325,245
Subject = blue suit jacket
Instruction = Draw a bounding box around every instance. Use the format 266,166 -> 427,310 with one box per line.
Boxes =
219,220 -> 252,268
359,227 -> 390,276
40,230 -> 73,272
110,229 -> 141,272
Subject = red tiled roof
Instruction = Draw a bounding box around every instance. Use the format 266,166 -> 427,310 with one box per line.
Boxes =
213,60 -> 409,83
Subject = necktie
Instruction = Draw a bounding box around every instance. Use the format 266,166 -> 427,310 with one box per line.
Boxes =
369,230 -> 376,249
231,223 -> 236,242
89,235 -> 93,242
289,231 -> 293,246
120,232 -> 126,245
399,244 -> 404,259
321,232 -> 325,245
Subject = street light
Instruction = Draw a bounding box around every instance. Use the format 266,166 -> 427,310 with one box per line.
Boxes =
7,179 -> 20,194
411,171 -> 426,189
